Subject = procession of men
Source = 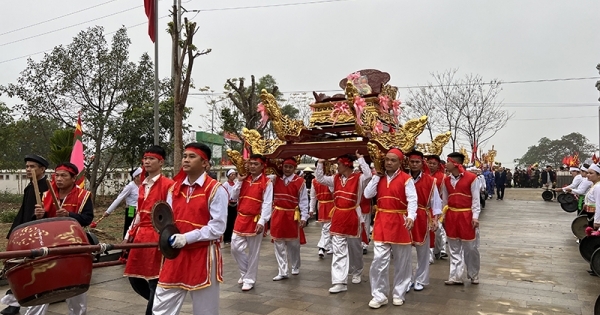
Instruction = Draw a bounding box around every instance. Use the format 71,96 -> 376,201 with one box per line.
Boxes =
0,142 -> 492,315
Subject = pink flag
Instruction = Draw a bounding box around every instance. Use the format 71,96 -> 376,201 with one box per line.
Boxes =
71,113 -> 85,188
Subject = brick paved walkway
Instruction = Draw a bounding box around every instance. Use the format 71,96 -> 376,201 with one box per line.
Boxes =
4,198 -> 599,314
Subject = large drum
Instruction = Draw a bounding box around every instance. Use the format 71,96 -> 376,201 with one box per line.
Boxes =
4,218 -> 93,306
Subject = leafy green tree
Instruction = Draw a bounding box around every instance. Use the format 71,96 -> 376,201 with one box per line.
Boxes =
518,132 -> 596,167
1,26 -> 160,199
48,129 -> 75,166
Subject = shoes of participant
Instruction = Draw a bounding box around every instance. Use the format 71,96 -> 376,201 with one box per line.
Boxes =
351,275 -> 361,284
292,268 -> 300,275
363,248 -> 368,255
318,248 -> 325,258
326,249 -> 333,255
273,274 -> 288,281
241,283 -> 254,291
368,298 -> 388,309
444,280 -> 464,285
414,282 -> 424,291
238,277 -> 243,285
406,282 -> 413,292
471,277 -> 479,284
392,298 -> 404,306
328,284 -> 347,293
0,306 -> 20,315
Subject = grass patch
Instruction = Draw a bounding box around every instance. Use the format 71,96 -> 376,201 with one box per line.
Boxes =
0,209 -> 18,223
0,191 -> 22,204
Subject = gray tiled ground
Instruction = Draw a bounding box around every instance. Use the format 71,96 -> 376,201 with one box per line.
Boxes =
3,197 -> 599,314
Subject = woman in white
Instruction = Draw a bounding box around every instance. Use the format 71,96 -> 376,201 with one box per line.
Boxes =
104,167 -> 142,239
587,164 -> 600,229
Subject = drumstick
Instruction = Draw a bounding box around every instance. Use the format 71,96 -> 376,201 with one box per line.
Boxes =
31,175 -> 42,206
90,215 -> 106,229
46,179 -> 61,211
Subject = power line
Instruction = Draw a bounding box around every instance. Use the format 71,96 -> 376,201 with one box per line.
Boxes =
511,115 -> 595,121
0,0 -> 119,37
0,5 -> 143,47
188,0 -> 354,12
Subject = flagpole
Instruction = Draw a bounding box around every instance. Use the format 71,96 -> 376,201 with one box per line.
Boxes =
153,0 -> 160,146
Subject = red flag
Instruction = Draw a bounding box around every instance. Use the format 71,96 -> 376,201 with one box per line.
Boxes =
70,113 -> 85,188
144,0 -> 156,42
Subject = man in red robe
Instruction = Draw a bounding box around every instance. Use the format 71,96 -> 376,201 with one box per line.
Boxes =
124,146 -> 173,315
229,154 -> 273,291
363,148 -> 417,309
311,161 -> 334,257
406,151 -> 442,292
269,157 -> 309,280
152,143 -> 228,315
442,152 -> 481,285
27,162 -> 93,315
316,151 -> 372,294
427,154 -> 448,261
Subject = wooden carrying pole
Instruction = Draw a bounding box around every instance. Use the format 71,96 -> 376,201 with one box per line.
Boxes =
0,242 -> 157,260
31,176 -> 42,206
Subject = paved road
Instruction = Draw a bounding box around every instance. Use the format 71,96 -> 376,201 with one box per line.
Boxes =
4,198 -> 599,314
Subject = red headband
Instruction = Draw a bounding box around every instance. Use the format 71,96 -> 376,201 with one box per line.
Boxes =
337,157 -> 353,167
408,154 -> 422,160
283,158 -> 297,167
250,157 -> 266,165
388,148 -> 404,160
185,147 -> 209,161
144,152 -> 164,161
447,157 -> 465,173
56,165 -> 77,176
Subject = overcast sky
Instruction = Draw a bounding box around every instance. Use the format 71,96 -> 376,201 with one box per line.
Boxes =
1,0 -> 599,168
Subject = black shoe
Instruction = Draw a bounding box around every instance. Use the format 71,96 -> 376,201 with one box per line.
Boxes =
363,248 -> 368,255
587,270 -> 597,276
0,306 -> 20,315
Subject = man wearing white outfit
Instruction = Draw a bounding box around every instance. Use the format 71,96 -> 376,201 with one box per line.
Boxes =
269,157 -> 309,280
442,152 -> 481,285
152,143 -> 227,315
315,151 -> 371,294
363,148 -> 418,308
406,151 -> 442,292
228,154 -> 273,291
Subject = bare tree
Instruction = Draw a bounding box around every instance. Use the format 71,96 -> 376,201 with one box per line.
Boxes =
456,75 -> 512,150
170,10 -> 211,170
404,87 -> 445,142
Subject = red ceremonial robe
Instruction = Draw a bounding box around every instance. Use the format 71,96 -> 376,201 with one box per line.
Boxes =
125,174 -> 173,279
158,174 -> 224,290
330,173 -> 361,237
271,175 -> 304,241
372,172 -> 413,244
234,174 -> 270,236
313,180 -> 334,222
42,185 -> 91,218
443,172 -> 477,241
412,173 -> 436,245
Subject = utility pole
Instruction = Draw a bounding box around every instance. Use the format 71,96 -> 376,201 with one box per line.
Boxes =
171,0 -> 182,80
153,0 -> 159,145
596,63 -> 600,153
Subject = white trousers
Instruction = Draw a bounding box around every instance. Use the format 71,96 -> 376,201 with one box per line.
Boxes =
361,213 -> 371,248
370,242 -> 412,303
152,246 -> 220,315
0,292 -> 19,307
447,229 -> 480,282
317,222 -> 331,250
231,233 -> 263,285
434,225 -> 447,255
24,293 -> 87,315
331,235 -> 363,284
413,232 -> 431,285
274,239 -> 301,276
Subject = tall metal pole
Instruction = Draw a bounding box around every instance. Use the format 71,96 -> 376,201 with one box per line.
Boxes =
153,0 -> 160,145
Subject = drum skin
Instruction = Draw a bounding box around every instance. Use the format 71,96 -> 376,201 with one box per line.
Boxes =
5,218 -> 92,306
571,215 -> 589,240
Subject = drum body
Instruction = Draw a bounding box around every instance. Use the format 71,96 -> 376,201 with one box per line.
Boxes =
5,218 -> 92,306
